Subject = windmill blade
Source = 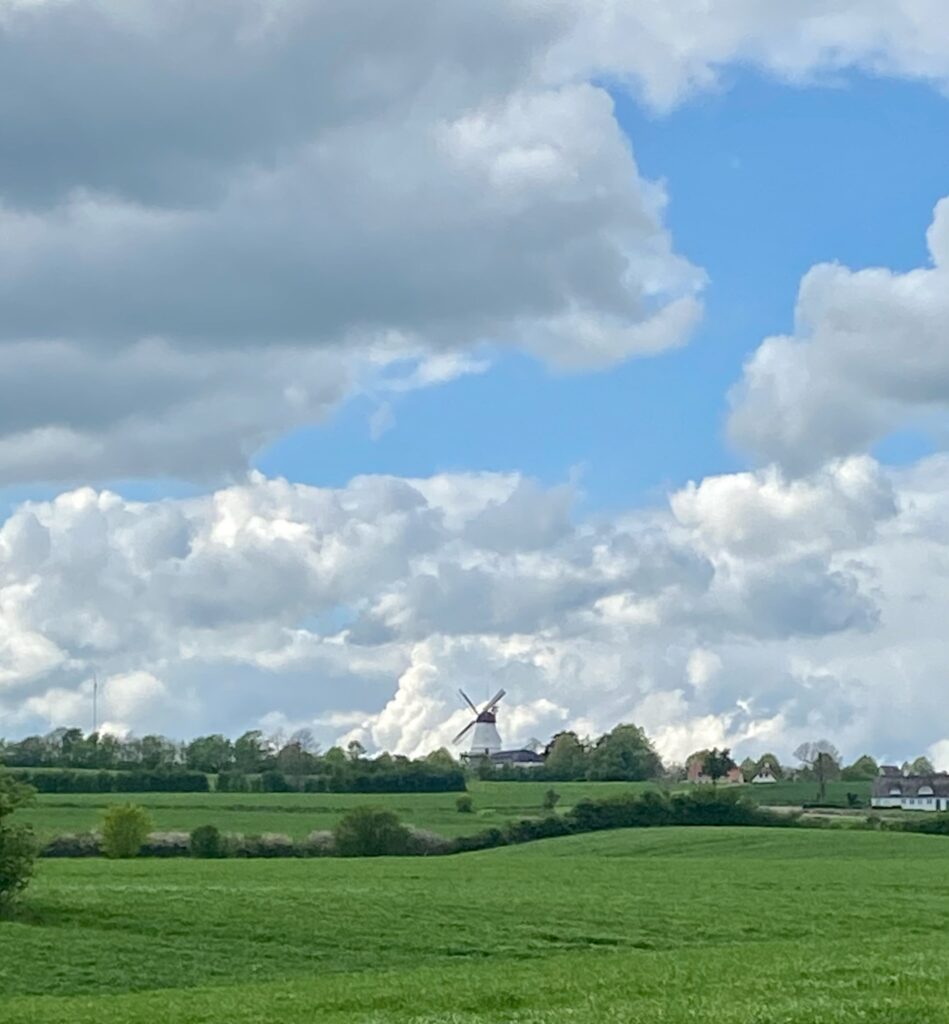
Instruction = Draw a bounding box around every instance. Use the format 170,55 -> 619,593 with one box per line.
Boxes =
482,688 -> 506,712
452,720 -> 476,745
458,689 -> 479,714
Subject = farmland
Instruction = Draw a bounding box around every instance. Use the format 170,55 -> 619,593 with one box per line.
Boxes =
2,826 -> 947,1023
16,779 -> 874,843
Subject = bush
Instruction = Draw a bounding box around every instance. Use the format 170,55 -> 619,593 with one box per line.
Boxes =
542,788 -> 561,811
0,771 -> 38,907
140,831 -> 190,857
190,824 -> 224,858
101,803 -> 153,858
456,794 -> 474,813
405,827 -> 452,856
228,832 -> 297,858
299,830 -> 336,856
334,807 -> 412,857
42,832 -> 101,857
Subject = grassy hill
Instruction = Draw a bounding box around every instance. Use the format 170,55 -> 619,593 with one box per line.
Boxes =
3,826 -> 947,1022
17,779 -> 876,843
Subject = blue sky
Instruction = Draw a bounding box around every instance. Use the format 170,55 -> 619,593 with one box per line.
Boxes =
255,70 -> 949,511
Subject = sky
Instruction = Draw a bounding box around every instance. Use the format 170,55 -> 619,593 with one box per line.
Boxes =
3,0 -> 949,767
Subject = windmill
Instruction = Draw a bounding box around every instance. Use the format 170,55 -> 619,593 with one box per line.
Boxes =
453,688 -> 506,757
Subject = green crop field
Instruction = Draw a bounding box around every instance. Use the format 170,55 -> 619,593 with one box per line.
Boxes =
3,826 -> 948,1022
17,780 -> 657,841
16,779 -> 875,844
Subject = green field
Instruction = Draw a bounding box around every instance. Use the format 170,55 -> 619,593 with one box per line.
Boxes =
18,780 -> 657,841
17,779 -> 875,843
2,826 -> 947,1022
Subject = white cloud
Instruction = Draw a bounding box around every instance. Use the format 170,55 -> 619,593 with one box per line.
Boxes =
1,457 -> 947,763
5,2 -> 949,482
729,198 -> 949,472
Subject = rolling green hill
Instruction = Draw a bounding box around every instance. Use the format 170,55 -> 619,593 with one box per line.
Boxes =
2,827 -> 947,1022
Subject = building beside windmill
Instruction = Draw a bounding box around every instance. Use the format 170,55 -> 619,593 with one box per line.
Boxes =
452,689 -> 545,769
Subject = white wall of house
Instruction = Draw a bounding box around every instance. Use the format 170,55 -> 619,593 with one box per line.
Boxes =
871,795 -> 948,811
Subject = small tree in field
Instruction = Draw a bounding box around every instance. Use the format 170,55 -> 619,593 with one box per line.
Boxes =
794,741 -> 841,804
542,788 -> 561,811
101,803 -> 152,858
702,748 -> 735,786
333,807 -> 411,857
0,771 -> 38,909
455,794 -> 474,814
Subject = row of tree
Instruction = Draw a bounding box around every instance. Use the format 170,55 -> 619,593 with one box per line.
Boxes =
1,726 -> 937,788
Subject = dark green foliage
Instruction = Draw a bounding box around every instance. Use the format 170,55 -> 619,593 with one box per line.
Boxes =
841,754 -> 879,781
884,813 -> 949,836
333,807 -> 412,857
42,832 -> 101,857
701,747 -> 736,784
543,732 -> 589,780
586,724 -> 663,781
190,824 -> 225,858
542,788 -> 560,811
9,769 -> 209,793
0,770 -> 38,907
101,804 -> 152,859
456,794 -> 474,813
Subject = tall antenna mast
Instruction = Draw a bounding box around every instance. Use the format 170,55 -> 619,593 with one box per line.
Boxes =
92,670 -> 99,735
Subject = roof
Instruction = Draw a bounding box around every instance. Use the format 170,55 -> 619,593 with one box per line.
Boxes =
871,773 -> 949,798
490,749 -> 545,764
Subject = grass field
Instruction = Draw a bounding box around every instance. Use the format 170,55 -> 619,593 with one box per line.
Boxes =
17,779 -> 875,843
2,826 -> 947,1022
17,780 -> 658,840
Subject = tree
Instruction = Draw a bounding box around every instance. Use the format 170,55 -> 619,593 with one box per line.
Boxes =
702,748 -> 736,786
233,730 -> 266,773
794,740 -> 841,803
185,735 -> 233,774
909,756 -> 935,776
424,748 -> 457,770
333,807 -> 411,857
587,724 -> 663,781
544,732 -> 589,780
842,754 -> 878,781
542,788 -> 561,811
739,757 -> 757,782
101,803 -> 153,858
456,794 -> 474,813
0,770 -> 37,908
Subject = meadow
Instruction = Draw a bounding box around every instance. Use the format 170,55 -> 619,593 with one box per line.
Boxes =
16,778 -> 874,843
2,826 -> 947,1023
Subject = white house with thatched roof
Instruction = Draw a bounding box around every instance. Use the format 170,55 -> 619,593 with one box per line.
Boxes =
871,767 -> 949,811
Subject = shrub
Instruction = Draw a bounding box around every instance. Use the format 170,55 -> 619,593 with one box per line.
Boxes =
299,830 -> 336,857
101,803 -> 153,858
229,832 -> 297,858
42,832 -> 101,857
141,831 -> 190,857
0,771 -> 38,907
190,824 -> 224,858
542,788 -> 561,811
405,827 -> 453,856
456,794 -> 474,813
334,807 -> 412,857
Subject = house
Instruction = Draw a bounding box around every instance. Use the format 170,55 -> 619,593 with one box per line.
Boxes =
871,768 -> 949,811
686,755 -> 743,785
489,748 -> 545,770
751,764 -> 778,784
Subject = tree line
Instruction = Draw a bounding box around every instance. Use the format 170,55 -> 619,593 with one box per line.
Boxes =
1,725 -> 938,791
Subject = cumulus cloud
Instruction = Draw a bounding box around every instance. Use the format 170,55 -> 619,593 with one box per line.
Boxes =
2,457 -> 946,762
0,0 -> 703,483
5,2 -> 949,482
729,197 -> 949,472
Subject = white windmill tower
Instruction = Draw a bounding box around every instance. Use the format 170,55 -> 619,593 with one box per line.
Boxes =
453,688 -> 506,758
